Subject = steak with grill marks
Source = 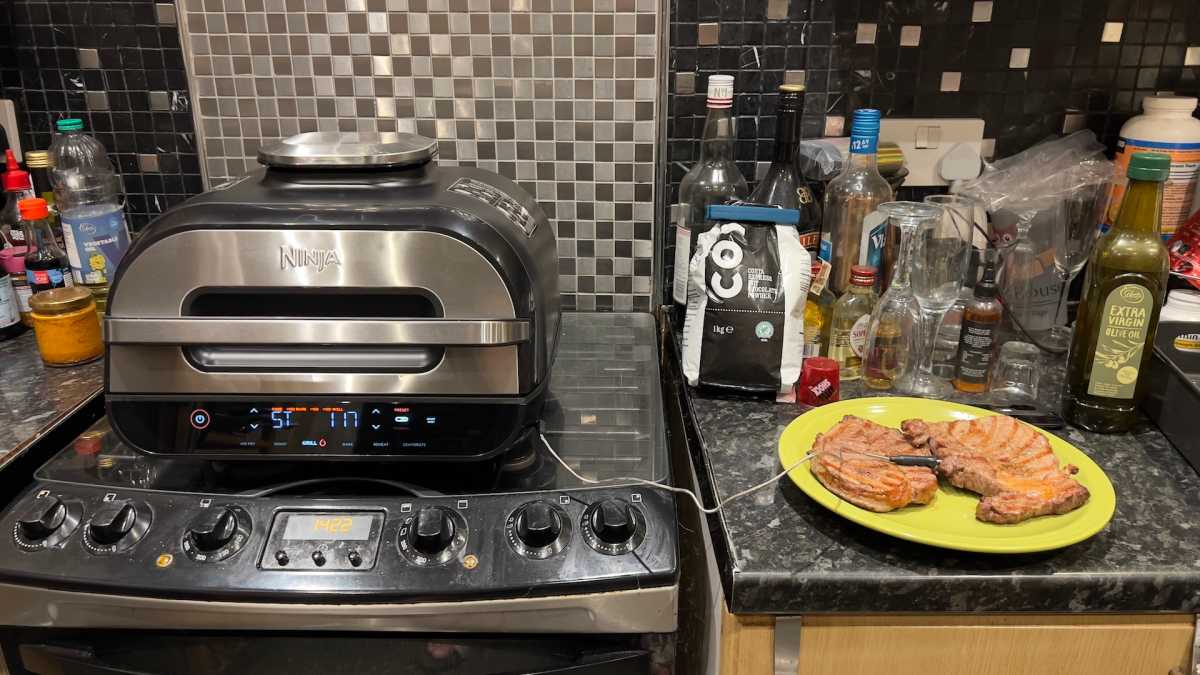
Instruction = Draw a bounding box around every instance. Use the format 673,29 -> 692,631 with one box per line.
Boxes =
901,416 -> 1090,524
810,415 -> 939,513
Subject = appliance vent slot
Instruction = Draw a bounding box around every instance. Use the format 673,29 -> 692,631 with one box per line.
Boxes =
186,289 -> 441,319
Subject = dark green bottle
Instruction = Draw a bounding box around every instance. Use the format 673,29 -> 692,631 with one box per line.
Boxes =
1062,152 -> 1170,433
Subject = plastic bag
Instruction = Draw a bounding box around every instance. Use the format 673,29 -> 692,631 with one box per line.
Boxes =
681,205 -> 812,395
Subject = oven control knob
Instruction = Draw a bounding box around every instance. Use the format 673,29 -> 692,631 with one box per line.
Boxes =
515,501 -> 561,549
186,507 -> 239,552
412,507 -> 455,556
17,497 -> 68,541
590,500 -> 635,545
582,499 -> 646,555
88,503 -> 139,546
182,505 -> 251,562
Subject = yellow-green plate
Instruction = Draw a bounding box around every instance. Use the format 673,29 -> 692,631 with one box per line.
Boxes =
779,397 -> 1116,554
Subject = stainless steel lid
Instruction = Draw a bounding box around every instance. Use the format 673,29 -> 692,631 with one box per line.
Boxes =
258,132 -> 438,168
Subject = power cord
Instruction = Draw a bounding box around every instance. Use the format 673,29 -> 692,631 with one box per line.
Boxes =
538,430 -> 813,516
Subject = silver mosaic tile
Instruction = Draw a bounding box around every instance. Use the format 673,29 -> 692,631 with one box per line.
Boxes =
179,0 -> 660,312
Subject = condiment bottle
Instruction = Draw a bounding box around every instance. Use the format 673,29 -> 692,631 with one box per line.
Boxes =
953,253 -> 1001,393
1064,152 -> 1171,433
829,265 -> 878,381
1,149 -> 34,248
0,272 -> 26,340
19,198 -> 73,294
29,286 -> 103,366
797,356 -> 840,406
0,246 -> 32,325
803,261 -> 835,357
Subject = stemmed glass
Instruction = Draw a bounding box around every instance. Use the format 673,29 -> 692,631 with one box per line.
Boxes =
897,200 -> 973,397
1045,175 -> 1110,350
862,202 -> 935,392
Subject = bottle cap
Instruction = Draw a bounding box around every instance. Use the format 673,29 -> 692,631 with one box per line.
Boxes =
777,84 -> 805,113
706,74 -> 734,109
849,265 -> 876,286
1143,95 -> 1198,114
850,108 -> 882,136
74,430 -> 106,457
18,197 -> 49,221
975,256 -> 999,299
23,150 -> 51,169
30,286 -> 95,315
1127,152 -> 1171,182
56,118 -> 84,132
2,149 -> 30,193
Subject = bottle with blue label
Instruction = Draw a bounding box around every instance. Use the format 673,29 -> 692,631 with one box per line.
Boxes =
820,109 -> 894,296
18,198 -> 73,294
49,118 -> 131,287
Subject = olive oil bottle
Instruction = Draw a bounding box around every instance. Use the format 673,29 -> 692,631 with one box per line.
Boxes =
1063,152 -> 1171,433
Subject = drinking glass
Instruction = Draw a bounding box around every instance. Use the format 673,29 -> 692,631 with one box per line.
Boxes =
897,199 -> 972,397
862,202 -> 936,392
989,341 -> 1041,404
1045,175 -> 1110,349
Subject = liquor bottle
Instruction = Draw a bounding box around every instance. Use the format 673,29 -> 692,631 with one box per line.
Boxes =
19,198 -> 73,294
672,75 -> 748,308
749,84 -> 821,255
821,109 -> 893,295
1063,152 -> 1171,433
828,265 -> 878,380
953,252 -> 1002,393
803,261 -> 836,357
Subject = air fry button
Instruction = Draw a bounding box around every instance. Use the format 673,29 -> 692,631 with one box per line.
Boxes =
189,409 -> 211,430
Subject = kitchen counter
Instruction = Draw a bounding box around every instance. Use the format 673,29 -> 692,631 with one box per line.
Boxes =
0,331 -> 103,460
677,339 -> 1200,615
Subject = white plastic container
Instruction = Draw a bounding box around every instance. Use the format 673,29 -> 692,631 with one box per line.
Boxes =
1160,289 -> 1200,323
1108,95 -> 1200,237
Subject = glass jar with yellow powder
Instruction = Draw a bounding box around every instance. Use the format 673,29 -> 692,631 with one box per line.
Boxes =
30,286 -> 103,366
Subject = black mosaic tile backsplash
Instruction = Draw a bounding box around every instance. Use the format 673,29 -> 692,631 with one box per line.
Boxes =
663,0 -> 1200,301
0,0 -> 202,231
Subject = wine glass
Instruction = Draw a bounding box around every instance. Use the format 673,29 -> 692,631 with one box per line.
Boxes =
1045,175 -> 1110,350
897,200 -> 972,397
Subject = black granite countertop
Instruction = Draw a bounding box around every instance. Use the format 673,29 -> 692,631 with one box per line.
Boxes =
679,339 -> 1200,614
0,332 -> 103,459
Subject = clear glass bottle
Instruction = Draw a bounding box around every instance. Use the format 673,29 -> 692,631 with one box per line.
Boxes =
803,261 -> 836,357
19,198 -> 73,294
1064,152 -> 1171,433
821,108 -> 894,296
862,203 -> 933,390
672,75 -> 748,307
829,265 -> 878,381
750,84 -> 821,256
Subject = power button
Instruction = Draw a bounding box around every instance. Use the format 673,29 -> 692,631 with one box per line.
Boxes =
190,409 -> 211,430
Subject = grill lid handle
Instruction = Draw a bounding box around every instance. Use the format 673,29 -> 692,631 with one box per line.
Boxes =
104,318 -> 530,347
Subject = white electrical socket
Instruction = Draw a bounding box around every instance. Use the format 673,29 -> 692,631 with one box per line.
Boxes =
0,100 -> 20,161
879,118 -> 985,187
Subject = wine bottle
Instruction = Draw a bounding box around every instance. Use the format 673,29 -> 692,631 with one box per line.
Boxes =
820,109 -> 893,296
1063,152 -> 1171,433
672,75 -> 748,308
749,84 -> 821,255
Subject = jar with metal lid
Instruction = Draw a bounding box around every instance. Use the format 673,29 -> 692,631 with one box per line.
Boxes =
29,286 -> 103,366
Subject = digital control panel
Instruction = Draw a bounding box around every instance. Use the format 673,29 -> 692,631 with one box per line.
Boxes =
108,399 -> 528,459
261,511 -> 384,571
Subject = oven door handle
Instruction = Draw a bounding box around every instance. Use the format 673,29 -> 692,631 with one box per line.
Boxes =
104,318 -> 531,347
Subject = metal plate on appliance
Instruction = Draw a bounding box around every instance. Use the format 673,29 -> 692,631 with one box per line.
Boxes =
258,132 -> 438,168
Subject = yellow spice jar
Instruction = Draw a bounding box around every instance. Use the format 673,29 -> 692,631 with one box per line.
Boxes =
30,286 -> 103,367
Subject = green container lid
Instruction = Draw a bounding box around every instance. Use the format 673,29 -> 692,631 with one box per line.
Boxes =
1127,151 -> 1171,182
56,118 -> 83,132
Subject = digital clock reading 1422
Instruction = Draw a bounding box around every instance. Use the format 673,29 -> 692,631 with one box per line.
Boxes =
282,513 -> 375,541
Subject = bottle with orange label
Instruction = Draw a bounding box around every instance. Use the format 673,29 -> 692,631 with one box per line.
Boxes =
1108,95 -> 1200,238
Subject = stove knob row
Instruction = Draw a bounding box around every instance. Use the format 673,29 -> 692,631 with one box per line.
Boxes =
82,500 -> 152,554
182,505 -> 252,562
397,506 -> 468,566
12,495 -> 84,551
506,500 -> 571,559
582,499 -> 646,556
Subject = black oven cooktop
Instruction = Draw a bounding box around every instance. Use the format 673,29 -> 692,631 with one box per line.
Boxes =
0,313 -> 677,607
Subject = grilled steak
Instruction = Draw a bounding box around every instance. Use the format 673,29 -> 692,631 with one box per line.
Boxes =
810,415 -> 939,512
901,416 -> 1090,524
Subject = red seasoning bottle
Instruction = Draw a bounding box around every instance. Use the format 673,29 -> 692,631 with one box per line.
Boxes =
953,254 -> 1002,393
798,356 -> 840,406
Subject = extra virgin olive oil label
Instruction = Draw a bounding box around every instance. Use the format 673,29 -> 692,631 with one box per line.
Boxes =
1087,283 -> 1154,399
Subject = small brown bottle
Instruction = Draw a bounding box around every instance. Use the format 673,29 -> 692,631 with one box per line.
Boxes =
953,253 -> 1002,393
